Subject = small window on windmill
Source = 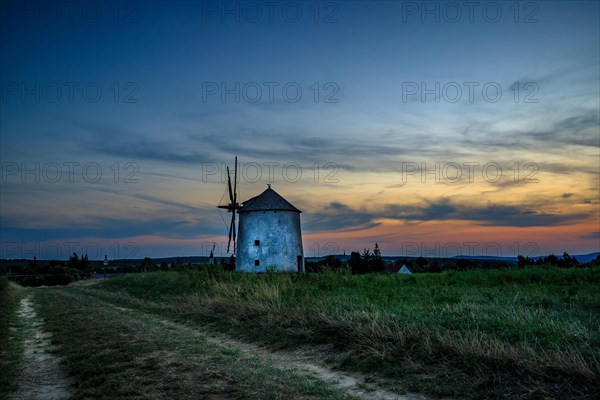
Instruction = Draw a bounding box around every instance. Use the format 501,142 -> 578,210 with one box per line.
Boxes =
254,260 -> 260,266
254,240 -> 260,246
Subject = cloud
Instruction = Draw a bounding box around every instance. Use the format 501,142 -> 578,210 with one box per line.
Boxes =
461,110 -> 600,152
382,197 -> 589,227
302,196 -> 591,234
303,202 -> 381,232
69,114 -> 472,174
89,134 -> 218,165
65,102 -> 598,183
384,183 -> 406,189
527,113 -> 600,148
0,215 -> 223,243
579,231 -> 600,241
536,162 -> 599,176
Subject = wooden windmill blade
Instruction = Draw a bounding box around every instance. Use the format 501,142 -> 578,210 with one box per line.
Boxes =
233,156 -> 237,207
228,215 -> 234,253
231,211 -> 236,253
227,166 -> 234,204
217,157 -> 239,254
232,156 -> 238,252
227,163 -> 235,253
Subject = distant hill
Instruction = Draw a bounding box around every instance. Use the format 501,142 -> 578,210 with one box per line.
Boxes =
446,252 -> 599,263
451,255 -> 518,262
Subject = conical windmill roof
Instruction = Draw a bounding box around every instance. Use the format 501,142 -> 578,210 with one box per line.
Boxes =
239,186 -> 301,213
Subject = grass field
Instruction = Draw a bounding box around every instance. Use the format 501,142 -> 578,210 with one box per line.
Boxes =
87,267 -> 600,399
2,267 -> 599,399
31,286 -> 355,400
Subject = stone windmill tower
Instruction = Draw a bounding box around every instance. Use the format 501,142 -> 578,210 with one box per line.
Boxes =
218,158 -> 304,272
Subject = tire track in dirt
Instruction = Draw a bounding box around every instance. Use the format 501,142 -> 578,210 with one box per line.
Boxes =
8,296 -> 72,400
199,333 -> 427,400
108,302 -> 431,400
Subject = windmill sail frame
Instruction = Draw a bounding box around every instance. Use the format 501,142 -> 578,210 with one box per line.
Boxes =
217,157 -> 240,253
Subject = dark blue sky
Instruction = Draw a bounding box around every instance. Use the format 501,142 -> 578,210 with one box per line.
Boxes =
1,1 -> 599,259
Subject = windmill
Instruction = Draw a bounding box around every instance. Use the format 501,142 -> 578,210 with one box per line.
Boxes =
217,156 -> 240,254
216,157 -> 304,272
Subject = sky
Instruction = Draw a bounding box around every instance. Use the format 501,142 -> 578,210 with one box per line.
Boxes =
1,0 -> 599,260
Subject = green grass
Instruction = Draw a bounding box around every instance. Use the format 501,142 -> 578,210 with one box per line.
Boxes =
87,267 -> 600,399
0,277 -> 25,399
33,285 -> 352,400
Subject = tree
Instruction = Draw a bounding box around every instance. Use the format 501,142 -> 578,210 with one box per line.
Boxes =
362,248 -> 372,273
535,256 -> 544,265
544,253 -> 559,266
429,261 -> 442,273
349,251 -> 362,274
139,257 -> 153,272
373,243 -> 384,273
517,255 -> 535,268
325,254 -> 342,270
456,258 -> 473,270
414,257 -> 428,272
559,252 -> 579,268
68,252 -> 80,269
79,254 -> 89,271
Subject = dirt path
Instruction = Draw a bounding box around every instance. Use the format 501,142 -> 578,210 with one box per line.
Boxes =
110,302 -> 429,400
199,333 -> 427,400
9,296 -> 72,400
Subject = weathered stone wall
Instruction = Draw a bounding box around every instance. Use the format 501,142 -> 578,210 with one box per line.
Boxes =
236,210 -> 304,272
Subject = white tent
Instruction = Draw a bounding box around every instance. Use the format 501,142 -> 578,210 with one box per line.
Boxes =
398,264 -> 412,274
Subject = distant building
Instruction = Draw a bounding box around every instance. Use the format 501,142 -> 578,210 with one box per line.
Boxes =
398,264 -> 412,274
